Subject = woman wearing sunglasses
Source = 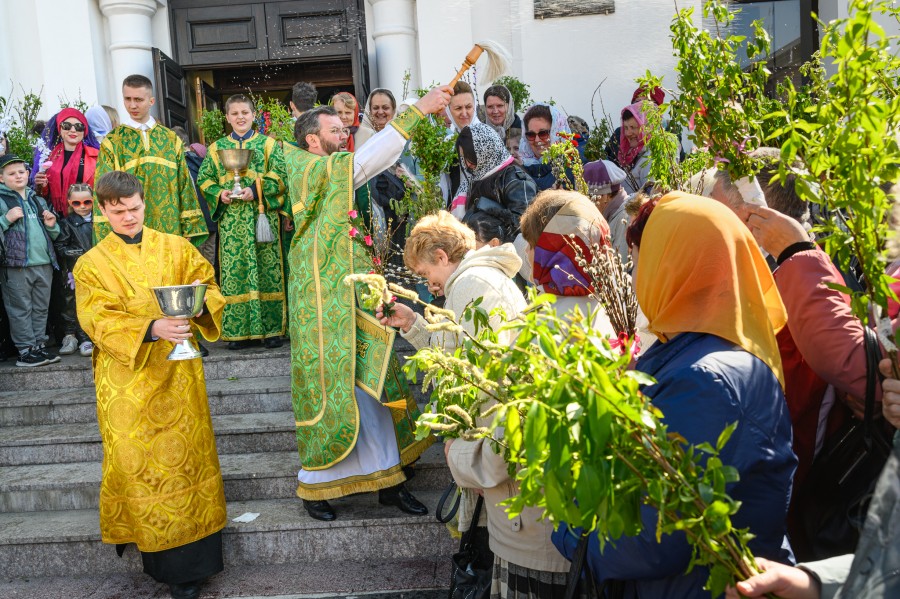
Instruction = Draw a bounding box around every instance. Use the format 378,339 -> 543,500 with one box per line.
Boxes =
31,108 -> 100,214
519,103 -> 584,191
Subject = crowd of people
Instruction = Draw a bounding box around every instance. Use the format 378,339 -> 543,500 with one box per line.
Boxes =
0,70 -> 897,599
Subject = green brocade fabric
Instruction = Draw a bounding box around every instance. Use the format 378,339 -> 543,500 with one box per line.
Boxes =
285,131 -> 431,471
197,132 -> 287,341
93,124 -> 208,246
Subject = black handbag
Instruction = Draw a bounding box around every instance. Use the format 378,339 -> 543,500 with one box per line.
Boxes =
563,533 -> 622,599
436,481 -> 461,524
448,495 -> 493,599
794,326 -> 895,561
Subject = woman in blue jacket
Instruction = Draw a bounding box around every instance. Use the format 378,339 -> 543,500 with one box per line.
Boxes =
553,192 -> 797,597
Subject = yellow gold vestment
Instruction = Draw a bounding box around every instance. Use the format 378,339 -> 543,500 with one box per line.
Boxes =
74,227 -> 226,552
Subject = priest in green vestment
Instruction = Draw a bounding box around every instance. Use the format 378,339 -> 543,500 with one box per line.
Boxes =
284,86 -> 453,522
198,94 -> 287,349
93,74 -> 208,247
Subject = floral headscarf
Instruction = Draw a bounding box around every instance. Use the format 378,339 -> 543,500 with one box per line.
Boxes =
450,122 -> 514,219
519,103 -> 571,167
532,193 -> 610,297
617,102 -> 647,169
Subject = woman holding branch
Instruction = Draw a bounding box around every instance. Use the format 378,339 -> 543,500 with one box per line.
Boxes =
553,192 -> 797,597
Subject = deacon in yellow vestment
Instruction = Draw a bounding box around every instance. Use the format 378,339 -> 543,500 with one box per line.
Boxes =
75,226 -> 226,554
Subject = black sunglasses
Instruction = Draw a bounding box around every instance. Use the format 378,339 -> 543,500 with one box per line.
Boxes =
525,129 -> 551,141
60,122 -> 85,132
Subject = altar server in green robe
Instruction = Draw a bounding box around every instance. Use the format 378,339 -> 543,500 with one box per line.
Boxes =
93,74 -> 208,246
198,94 -> 287,349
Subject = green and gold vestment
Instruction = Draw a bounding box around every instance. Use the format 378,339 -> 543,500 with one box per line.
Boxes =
285,107 -> 433,497
198,132 -> 287,341
93,124 -> 208,245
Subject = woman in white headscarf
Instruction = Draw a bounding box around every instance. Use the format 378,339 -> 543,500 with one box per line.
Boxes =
356,88 -> 396,149
446,80 -> 481,133
85,105 -> 118,142
520,103 -> 584,191
479,84 -> 522,143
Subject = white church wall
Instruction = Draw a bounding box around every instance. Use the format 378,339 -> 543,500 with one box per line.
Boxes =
415,0 -> 701,127
0,0 -> 99,121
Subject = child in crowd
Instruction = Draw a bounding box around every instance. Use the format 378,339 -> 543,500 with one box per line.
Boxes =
54,183 -> 95,356
506,128 -> 522,165
0,154 -> 61,367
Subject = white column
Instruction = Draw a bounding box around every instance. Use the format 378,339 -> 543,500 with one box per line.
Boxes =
369,0 -> 420,99
99,0 -> 158,113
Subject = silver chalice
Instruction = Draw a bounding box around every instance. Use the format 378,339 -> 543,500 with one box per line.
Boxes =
152,284 -> 208,361
216,148 -> 254,199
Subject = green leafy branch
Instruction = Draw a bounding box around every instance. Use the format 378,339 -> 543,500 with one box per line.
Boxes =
541,131 -> 588,195
382,280 -> 767,597
768,0 -> 900,370
198,109 -> 225,145
669,0 -> 771,182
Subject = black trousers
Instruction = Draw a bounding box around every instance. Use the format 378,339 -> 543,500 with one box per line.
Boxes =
119,531 -> 224,585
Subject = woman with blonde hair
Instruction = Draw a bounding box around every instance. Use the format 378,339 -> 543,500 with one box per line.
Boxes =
329,91 -> 361,151
378,211 -> 569,599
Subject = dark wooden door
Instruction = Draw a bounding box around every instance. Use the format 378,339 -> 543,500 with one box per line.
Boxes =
152,48 -> 190,130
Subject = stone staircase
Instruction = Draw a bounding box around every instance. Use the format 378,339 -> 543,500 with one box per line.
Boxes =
0,343 -> 456,598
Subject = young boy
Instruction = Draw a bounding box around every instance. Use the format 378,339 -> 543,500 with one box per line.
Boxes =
197,94 -> 287,350
53,183 -> 95,356
0,154 -> 61,367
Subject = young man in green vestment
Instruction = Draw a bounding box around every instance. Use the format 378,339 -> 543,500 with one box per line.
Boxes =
197,94 -> 287,350
93,74 -> 208,247
285,86 -> 453,521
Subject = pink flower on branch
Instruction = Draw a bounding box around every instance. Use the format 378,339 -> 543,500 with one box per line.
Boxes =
349,227 -> 359,238
364,235 -> 373,246
348,210 -> 358,219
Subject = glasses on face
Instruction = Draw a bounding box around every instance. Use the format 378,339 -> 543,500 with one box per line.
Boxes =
525,129 -> 551,142
326,127 -> 348,136
60,122 -> 86,132
69,198 -> 93,208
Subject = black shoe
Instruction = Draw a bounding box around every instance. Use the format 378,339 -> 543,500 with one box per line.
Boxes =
197,342 -> 209,357
169,581 -> 201,599
264,337 -> 283,349
15,349 -> 50,368
34,344 -> 60,364
378,484 -> 428,516
228,340 -> 251,350
303,499 -> 336,521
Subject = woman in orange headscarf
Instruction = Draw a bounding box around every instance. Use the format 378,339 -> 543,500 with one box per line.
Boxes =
553,192 -> 798,597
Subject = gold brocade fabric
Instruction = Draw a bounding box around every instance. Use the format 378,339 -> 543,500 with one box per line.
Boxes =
93,125 -> 209,246
74,227 -> 226,552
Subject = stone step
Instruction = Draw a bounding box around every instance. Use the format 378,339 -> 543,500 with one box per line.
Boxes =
0,491 -> 458,579
0,375 -> 293,427
0,443 -> 451,512
0,561 -> 450,598
0,343 -> 292,392
0,410 -> 298,466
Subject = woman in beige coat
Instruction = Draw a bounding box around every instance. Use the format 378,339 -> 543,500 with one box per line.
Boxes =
378,211 -> 570,598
